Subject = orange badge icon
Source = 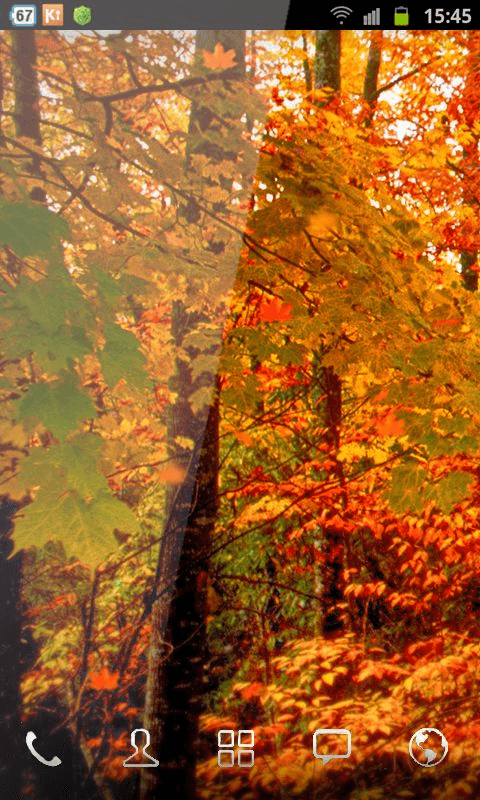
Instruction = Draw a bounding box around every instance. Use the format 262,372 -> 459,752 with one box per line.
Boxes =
42,4 -> 64,24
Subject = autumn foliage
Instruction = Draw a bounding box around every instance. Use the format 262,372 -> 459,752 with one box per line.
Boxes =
3,27 -> 480,800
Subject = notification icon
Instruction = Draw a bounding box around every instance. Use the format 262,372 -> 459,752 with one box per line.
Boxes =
313,728 -> 352,764
9,5 -> 36,25
42,3 -> 63,24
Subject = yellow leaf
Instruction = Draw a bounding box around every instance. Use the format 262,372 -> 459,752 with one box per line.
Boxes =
306,208 -> 339,237
323,672 -> 336,687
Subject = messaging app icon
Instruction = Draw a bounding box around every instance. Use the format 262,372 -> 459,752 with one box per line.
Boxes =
313,728 -> 351,764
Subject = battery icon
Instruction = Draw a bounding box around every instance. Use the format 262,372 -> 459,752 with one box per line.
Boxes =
394,6 -> 409,25
9,4 -> 37,25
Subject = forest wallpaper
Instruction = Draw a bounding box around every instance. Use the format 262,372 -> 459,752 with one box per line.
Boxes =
1,26 -> 480,800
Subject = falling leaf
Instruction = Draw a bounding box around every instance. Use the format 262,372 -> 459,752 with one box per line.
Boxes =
258,297 -> 293,323
156,464 -> 186,484
90,666 -> 119,690
202,43 -> 237,70
235,430 -> 254,446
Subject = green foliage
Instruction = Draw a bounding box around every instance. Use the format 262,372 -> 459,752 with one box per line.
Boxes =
0,198 -> 68,257
99,322 -> 149,390
11,486 -> 139,566
18,376 -> 96,441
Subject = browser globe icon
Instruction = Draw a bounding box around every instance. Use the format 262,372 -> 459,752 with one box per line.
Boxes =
409,728 -> 448,767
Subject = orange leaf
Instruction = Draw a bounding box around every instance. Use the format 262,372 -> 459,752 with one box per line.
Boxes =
235,430 -> 254,446
90,667 -> 119,690
156,464 -> 186,484
202,44 -> 237,70
258,297 -> 293,323
240,681 -> 264,701
374,411 -> 405,437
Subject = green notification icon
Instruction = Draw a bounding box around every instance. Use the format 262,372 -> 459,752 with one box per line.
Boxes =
394,6 -> 409,25
73,5 -> 91,24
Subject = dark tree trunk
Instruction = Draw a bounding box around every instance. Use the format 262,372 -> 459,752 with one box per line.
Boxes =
0,499 -> 23,799
11,30 -> 41,143
140,30 -> 247,800
11,30 -> 46,200
0,30 -> 44,799
363,31 -> 383,125
311,33 -> 347,636
314,31 -> 341,95
458,32 -> 480,291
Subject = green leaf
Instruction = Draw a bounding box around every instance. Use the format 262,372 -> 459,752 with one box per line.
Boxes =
387,463 -> 429,514
10,486 -> 132,566
99,322 -> 149,389
87,266 -> 124,309
189,385 -> 214,415
191,354 -> 219,382
2,268 -> 94,336
425,471 -> 474,514
1,320 -> 91,372
88,493 -> 140,540
0,199 -> 69,257
18,435 -> 110,501
18,377 -> 96,440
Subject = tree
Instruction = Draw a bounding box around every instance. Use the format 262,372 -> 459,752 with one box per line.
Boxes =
140,29 -> 250,800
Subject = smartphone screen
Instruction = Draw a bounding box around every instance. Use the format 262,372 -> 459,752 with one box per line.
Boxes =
0,13 -> 479,800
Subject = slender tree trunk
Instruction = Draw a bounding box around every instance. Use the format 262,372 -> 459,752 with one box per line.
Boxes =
0,31 -> 43,799
312,31 -> 348,636
140,30 -> 247,800
0,499 -> 23,799
11,30 -> 45,199
363,31 -> 383,125
459,31 -> 480,291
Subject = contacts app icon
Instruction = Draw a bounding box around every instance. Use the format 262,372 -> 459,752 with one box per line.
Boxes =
313,729 -> 352,764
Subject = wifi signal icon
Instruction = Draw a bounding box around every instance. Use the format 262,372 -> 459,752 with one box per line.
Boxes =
330,5 -> 353,23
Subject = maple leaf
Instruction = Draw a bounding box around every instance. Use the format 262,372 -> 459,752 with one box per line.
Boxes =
258,297 -> 293,323
202,44 -> 237,70
90,666 -> 119,690
374,411 -> 405,437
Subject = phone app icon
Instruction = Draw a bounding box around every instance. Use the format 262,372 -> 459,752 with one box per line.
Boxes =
26,731 -> 62,767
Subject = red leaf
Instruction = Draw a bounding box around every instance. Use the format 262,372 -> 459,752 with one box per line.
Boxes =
240,682 -> 264,701
90,667 -> 119,690
258,297 -> 293,323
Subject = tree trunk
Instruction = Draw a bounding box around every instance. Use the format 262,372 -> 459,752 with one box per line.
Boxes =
140,30 -> 247,800
0,499 -> 23,799
11,30 -> 45,198
0,31 -> 43,799
363,31 -> 383,125
314,31 -> 341,97
311,32 -> 348,636
459,32 -> 480,292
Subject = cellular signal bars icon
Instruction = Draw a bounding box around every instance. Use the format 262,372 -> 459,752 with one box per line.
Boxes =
364,7 -> 380,25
